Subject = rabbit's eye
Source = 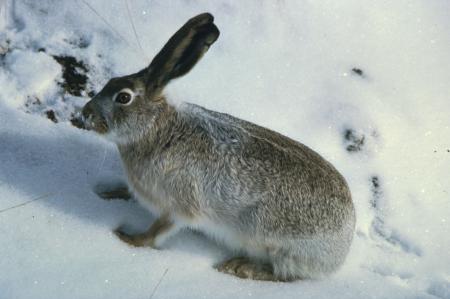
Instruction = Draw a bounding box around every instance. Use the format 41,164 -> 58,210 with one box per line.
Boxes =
115,92 -> 132,105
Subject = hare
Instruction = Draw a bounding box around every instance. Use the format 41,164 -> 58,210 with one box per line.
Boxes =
82,13 -> 355,281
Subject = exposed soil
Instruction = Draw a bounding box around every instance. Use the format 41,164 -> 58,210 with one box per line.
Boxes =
52,55 -> 89,97
344,129 -> 365,152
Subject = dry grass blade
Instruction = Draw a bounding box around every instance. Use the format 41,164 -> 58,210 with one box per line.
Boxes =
0,192 -> 55,214
125,0 -> 148,61
149,268 -> 169,299
80,0 -> 130,46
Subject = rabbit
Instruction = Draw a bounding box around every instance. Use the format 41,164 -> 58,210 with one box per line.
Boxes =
81,12 -> 355,281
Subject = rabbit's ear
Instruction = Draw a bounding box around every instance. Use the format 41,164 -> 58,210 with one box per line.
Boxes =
146,13 -> 219,89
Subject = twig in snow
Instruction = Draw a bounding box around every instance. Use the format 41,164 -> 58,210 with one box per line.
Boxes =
124,0 -> 148,61
0,192 -> 55,214
80,0 -> 130,47
149,268 -> 169,299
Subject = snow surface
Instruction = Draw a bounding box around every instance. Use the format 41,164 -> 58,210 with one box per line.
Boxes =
1,1 -> 450,298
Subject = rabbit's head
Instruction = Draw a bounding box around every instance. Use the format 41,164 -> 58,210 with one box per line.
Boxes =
82,13 -> 219,143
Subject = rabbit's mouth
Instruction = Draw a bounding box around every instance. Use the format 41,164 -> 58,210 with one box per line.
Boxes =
83,116 -> 109,134
81,110 -> 109,134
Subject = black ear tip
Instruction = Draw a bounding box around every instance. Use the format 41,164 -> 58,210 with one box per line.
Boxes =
207,23 -> 220,44
200,12 -> 214,21
191,12 -> 215,25
195,22 -> 220,46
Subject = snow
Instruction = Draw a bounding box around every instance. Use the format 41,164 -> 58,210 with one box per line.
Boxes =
3,50 -> 61,107
0,1 -> 449,298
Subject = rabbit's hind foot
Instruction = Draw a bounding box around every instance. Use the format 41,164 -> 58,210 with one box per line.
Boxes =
215,257 -> 281,281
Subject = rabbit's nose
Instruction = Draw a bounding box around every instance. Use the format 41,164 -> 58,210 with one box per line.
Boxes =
82,102 -> 95,121
81,100 -> 109,133
81,101 -> 98,129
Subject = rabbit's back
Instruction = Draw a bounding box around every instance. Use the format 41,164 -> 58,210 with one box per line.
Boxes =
170,104 -> 355,236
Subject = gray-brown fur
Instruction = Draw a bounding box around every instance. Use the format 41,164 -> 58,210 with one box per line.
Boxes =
82,13 -> 355,281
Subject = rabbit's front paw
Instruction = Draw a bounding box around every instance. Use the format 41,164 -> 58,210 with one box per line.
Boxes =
113,227 -> 154,248
94,182 -> 131,201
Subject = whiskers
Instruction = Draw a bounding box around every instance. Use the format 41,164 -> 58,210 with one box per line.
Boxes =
95,141 -> 108,178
